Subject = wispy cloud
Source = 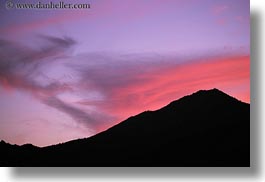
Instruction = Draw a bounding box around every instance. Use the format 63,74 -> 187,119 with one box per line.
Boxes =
44,96 -> 96,129
0,35 -> 106,131
0,35 -> 250,135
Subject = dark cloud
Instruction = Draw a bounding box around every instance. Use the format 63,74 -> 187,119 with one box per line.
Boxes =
0,35 -> 76,76
44,96 -> 97,129
0,36 -> 103,130
39,35 -> 77,49
0,36 -> 74,92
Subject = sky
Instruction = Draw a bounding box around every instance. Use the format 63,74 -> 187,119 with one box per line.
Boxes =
0,0 -> 250,147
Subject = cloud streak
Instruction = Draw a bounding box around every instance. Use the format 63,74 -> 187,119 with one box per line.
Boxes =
68,53 -> 250,130
0,35 -> 106,131
0,35 -> 250,139
44,96 -> 96,129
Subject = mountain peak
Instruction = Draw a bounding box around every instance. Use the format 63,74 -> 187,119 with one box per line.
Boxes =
190,88 -> 236,99
193,88 -> 225,94
166,88 -> 243,110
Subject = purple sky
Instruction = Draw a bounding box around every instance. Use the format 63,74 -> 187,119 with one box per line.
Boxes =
0,0 -> 249,146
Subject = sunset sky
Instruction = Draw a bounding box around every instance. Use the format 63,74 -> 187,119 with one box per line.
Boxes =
0,0 -> 250,146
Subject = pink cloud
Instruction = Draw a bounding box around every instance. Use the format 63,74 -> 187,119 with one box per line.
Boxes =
76,55 -> 250,131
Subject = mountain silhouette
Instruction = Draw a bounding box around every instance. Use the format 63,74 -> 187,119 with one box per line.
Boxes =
0,88 -> 250,167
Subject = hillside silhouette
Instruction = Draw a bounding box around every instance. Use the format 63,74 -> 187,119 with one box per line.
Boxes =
0,88 -> 250,167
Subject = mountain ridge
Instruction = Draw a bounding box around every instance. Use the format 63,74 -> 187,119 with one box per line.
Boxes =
0,88 -> 250,166
0,88 -> 248,148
